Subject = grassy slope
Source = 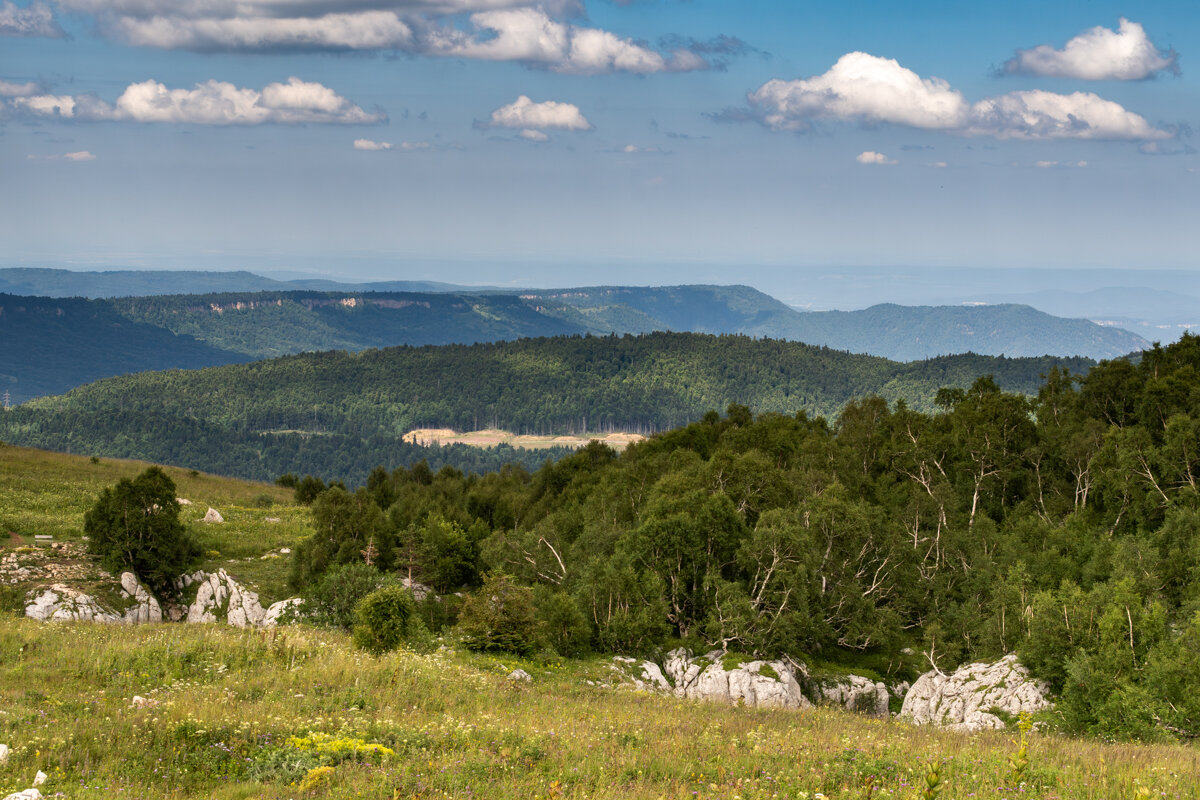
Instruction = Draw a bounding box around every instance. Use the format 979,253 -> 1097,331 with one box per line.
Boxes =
0,444 -> 308,604
1,619 -> 1199,799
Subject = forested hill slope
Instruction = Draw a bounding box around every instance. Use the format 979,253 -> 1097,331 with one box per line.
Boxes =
0,293 -> 250,403
0,332 -> 1093,484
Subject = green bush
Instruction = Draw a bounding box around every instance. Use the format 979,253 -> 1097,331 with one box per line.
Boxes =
352,586 -> 429,655
533,586 -> 590,657
306,562 -> 395,631
457,574 -> 540,655
83,466 -> 200,596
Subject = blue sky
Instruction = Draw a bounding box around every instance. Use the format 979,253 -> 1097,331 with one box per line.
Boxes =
2,0 -> 1197,292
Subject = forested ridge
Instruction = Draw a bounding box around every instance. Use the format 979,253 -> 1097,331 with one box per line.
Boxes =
280,333 -> 1200,740
0,332 -> 1091,483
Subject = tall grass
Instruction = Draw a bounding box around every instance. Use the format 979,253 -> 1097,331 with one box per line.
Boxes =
1,617 -> 1199,799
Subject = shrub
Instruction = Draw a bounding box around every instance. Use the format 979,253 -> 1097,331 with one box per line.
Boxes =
352,586 -> 429,655
83,466 -> 200,596
533,585 -> 590,657
306,562 -> 394,631
457,574 -> 540,655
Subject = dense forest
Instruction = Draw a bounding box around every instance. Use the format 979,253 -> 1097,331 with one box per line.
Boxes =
284,333 -> 1200,741
0,332 -> 1092,483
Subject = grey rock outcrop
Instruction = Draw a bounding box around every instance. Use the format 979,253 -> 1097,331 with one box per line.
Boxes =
25,585 -> 120,622
185,568 -> 266,627
119,572 -> 162,624
202,507 -> 224,523
0,743 -> 9,764
900,654 -> 1052,732
815,674 -> 891,718
664,649 -> 812,709
507,669 -> 533,682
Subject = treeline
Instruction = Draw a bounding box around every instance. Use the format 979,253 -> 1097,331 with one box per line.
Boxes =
288,334 -> 1200,741
0,332 -> 1094,483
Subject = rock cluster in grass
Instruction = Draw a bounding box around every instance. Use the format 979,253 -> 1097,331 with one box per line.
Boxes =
25,568 -> 301,629
25,584 -> 120,622
900,653 -> 1052,732
202,507 -> 224,523
664,649 -> 813,709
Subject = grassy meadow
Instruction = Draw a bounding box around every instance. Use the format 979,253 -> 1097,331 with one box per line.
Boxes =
0,443 -> 307,604
3,442 -> 1200,799
2,618 -> 1200,800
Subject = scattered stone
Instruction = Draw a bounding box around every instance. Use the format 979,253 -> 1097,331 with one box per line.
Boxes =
2,789 -> 41,800
900,654 -> 1052,732
25,585 -> 120,623
176,498 -> 193,505
119,572 -> 162,624
0,743 -> 8,763
265,518 -> 281,524
664,649 -> 812,709
507,669 -> 532,683
202,508 -> 224,524
279,548 -> 290,554
131,695 -> 158,709
32,772 -> 46,788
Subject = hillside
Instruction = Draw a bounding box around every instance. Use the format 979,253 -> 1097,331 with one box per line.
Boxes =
0,332 -> 1094,484
0,293 -> 250,404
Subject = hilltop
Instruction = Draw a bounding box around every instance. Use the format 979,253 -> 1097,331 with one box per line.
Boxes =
0,332 -> 1094,483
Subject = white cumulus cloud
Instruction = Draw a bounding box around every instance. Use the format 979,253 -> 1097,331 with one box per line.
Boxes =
967,90 -> 1169,140
489,95 -> 591,131
0,0 -> 62,37
748,52 -> 969,132
7,77 -> 384,125
747,51 -> 1170,141
856,151 -> 896,165
1004,18 -> 1178,80
519,128 -> 549,141
426,8 -> 699,74
47,0 -> 721,73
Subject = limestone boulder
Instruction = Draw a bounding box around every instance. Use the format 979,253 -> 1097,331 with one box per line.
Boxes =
664,649 -> 811,709
202,507 -> 224,523
262,597 -> 304,627
25,585 -> 120,622
184,569 -> 267,628
118,572 -> 162,624
900,654 -> 1052,732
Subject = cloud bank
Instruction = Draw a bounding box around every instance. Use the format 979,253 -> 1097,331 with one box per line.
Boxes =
747,51 -> 1170,141
49,0 -> 727,74
7,76 -> 385,124
1003,19 -> 1178,81
0,0 -> 62,37
856,151 -> 896,165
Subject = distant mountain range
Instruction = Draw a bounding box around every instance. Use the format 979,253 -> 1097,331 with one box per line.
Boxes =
0,273 -> 1149,404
